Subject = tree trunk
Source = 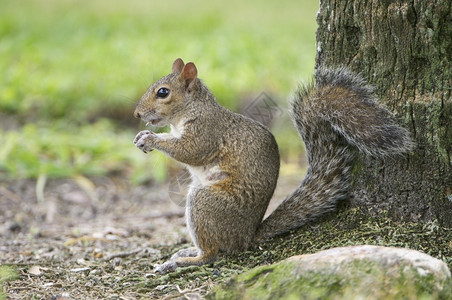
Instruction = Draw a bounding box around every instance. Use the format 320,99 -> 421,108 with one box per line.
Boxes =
316,0 -> 452,225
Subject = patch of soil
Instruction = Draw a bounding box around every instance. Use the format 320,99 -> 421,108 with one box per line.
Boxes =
0,173 -> 302,299
0,176 -> 189,299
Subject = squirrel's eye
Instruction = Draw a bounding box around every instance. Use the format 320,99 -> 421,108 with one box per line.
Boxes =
156,87 -> 170,98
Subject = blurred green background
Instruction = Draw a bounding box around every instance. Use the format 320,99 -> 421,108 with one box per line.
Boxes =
0,0 -> 318,184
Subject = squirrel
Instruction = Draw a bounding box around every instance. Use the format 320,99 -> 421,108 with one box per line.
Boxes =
133,58 -> 413,274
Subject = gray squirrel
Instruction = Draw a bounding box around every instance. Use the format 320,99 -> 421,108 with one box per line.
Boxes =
133,58 -> 413,273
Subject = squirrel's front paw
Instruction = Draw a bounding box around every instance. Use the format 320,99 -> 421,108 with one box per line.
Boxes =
154,261 -> 178,274
134,130 -> 156,153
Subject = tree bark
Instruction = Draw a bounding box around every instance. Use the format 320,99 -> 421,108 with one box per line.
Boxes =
316,0 -> 452,225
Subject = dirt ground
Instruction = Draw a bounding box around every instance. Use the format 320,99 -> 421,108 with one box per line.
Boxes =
2,166 -> 451,299
0,171 -> 302,299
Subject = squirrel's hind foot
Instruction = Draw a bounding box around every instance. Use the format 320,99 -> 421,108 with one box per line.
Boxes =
153,247 -> 218,274
170,247 -> 198,260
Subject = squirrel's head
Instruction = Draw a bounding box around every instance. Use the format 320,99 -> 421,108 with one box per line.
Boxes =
134,58 -> 199,127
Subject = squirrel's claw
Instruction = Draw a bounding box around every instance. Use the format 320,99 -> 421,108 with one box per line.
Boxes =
133,130 -> 151,144
134,130 -> 155,153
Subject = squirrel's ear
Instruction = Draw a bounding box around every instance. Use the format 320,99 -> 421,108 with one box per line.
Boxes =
172,58 -> 185,74
182,62 -> 198,92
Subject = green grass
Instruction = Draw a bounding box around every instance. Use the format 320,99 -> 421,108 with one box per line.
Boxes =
0,0 -> 318,181
0,120 -> 168,183
0,266 -> 18,300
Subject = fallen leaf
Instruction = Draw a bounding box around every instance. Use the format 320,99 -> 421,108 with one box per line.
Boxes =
93,248 -> 104,259
70,267 -> 90,273
42,282 -> 54,288
28,265 -> 42,276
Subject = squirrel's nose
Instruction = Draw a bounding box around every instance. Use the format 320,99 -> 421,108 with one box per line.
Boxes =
134,110 -> 141,119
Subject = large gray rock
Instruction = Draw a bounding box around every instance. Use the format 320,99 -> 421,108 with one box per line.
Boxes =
209,245 -> 452,299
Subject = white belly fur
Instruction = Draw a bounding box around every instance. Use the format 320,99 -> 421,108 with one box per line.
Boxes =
187,164 -> 227,187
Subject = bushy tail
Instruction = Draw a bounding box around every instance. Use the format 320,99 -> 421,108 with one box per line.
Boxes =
255,67 -> 413,241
